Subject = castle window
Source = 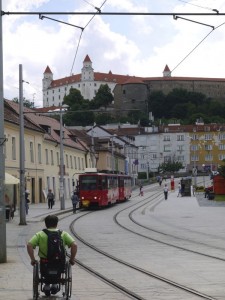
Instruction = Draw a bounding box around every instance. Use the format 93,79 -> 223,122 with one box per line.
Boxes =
65,87 -> 67,91
58,88 -> 60,92
123,90 -> 126,94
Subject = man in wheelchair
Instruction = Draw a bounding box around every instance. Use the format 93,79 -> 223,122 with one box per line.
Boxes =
27,215 -> 77,297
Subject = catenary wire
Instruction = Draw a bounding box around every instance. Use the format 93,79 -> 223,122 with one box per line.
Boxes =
171,21 -> 225,74
177,0 -> 219,12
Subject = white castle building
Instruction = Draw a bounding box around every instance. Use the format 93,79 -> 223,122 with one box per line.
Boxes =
42,55 -> 134,107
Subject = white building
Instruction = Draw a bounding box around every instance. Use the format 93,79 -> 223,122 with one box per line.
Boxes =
42,55 -> 135,107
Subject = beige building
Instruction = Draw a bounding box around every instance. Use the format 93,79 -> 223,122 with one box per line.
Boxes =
4,100 -> 90,206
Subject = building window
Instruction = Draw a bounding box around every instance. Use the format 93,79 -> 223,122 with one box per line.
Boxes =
177,156 -> 184,162
177,145 -> 184,152
191,134 -> 199,140
205,134 -> 212,140
219,133 -> 225,140
50,150 -> 54,165
164,145 -> 171,152
45,149 -> 49,165
56,152 -> 59,166
177,135 -> 184,141
30,141 -> 34,163
12,137 -> 16,160
66,154 -> 69,168
205,154 -> 213,161
38,144 -> 42,164
191,155 -> 199,161
191,144 -> 198,151
164,156 -> 171,162
70,155 -> 73,168
205,144 -> 212,151
78,157 -> 81,170
219,154 -> 225,160
74,157 -> 77,169
81,158 -> 84,170
219,144 -> 225,150
164,135 -> 170,141
58,88 -> 60,92
123,89 -> 126,94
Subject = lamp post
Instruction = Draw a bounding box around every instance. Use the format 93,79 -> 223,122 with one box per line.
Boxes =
0,0 -> 6,263
59,104 -> 66,210
111,136 -> 114,173
19,64 -> 26,225
202,164 -> 205,187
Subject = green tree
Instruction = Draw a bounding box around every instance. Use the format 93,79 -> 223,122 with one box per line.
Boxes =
158,161 -> 183,173
91,84 -> 114,109
63,88 -> 94,126
12,97 -> 34,108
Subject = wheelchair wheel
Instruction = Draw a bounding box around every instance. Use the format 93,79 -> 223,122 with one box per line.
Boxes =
33,263 -> 40,300
63,261 -> 72,299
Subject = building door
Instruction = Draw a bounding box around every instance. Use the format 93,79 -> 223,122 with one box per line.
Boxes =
39,178 -> 43,203
31,178 -> 35,203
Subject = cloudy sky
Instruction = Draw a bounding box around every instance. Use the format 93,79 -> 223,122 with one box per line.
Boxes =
2,0 -> 225,107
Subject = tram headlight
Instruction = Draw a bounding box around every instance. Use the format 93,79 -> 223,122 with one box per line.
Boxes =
94,196 -> 97,199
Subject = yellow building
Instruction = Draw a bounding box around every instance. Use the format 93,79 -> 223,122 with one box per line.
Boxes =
4,100 -> 90,206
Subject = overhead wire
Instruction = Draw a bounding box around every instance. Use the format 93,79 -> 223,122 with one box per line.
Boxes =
177,0 -> 218,12
171,21 -> 225,74
69,0 -> 108,75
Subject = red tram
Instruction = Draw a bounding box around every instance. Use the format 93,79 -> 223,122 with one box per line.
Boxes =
79,173 -> 132,208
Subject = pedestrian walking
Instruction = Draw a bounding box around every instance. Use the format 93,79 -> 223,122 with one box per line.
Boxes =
177,182 -> 181,197
139,185 -> 143,196
159,176 -> 162,186
47,189 -> 55,209
181,179 -> 185,197
71,191 -> 79,213
164,184 -> 169,200
25,189 -> 30,214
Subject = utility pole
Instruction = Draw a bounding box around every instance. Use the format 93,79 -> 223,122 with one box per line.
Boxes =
59,105 -> 65,210
0,0 -> 6,263
19,64 -> 26,225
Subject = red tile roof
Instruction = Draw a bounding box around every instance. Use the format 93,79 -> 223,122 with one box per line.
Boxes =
5,100 -> 88,151
84,54 -> 91,62
44,66 -> 52,74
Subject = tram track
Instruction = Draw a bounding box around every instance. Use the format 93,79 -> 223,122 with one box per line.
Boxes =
68,199 -> 217,300
114,198 -> 225,262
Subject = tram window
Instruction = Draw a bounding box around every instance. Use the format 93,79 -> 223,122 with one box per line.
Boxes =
80,176 -> 97,190
101,176 -> 107,190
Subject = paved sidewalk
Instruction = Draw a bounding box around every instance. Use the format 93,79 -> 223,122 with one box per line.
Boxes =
0,199 -> 73,300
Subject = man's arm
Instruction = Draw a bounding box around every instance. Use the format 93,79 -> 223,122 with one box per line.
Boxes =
27,242 -> 37,266
69,242 -> 77,265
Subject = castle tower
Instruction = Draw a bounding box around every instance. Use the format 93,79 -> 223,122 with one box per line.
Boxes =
42,66 -> 53,91
163,65 -> 171,77
81,55 -> 94,81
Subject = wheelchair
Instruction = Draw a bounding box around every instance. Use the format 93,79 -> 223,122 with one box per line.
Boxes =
33,259 -> 72,299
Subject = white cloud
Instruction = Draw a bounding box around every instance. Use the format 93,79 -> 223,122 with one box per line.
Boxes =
2,0 -> 225,107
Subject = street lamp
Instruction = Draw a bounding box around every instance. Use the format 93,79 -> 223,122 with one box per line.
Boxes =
59,104 -> 68,210
202,164 -> 205,187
